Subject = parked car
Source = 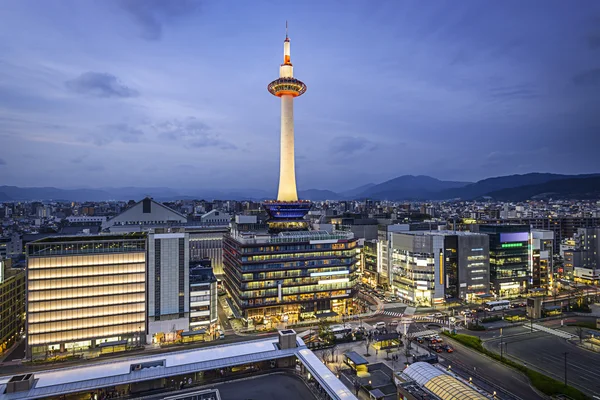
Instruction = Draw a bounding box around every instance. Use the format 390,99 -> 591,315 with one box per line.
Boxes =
416,336 -> 424,344
390,320 -> 399,327
374,321 -> 386,330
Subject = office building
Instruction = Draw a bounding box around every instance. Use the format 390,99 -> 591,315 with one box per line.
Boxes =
188,226 -> 229,276
390,231 -> 489,305
0,259 -> 25,355
572,227 -> 600,284
362,240 -> 378,287
223,228 -> 360,322
26,234 -> 147,358
530,229 -> 554,290
146,230 -> 189,344
189,261 -> 218,333
476,224 -> 531,296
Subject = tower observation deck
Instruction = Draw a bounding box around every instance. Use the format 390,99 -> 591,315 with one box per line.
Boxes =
263,25 -> 311,231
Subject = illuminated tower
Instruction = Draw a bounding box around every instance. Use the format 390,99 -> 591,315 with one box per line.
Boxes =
263,24 -> 311,231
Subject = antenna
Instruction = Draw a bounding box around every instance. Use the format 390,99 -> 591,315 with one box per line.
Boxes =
286,21 -> 288,39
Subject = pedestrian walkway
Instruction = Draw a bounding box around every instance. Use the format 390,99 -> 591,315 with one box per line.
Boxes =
410,330 -> 437,337
382,310 -> 405,318
531,323 -> 577,339
412,315 -> 446,325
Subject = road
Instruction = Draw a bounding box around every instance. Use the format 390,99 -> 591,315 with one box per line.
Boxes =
439,335 -> 546,400
485,330 -> 600,397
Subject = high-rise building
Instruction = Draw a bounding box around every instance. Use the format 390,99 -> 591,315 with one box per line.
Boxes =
26,234 -> 147,358
146,230 -> 189,344
572,227 -> 600,284
530,229 -> 554,290
188,226 -> 229,276
390,231 -> 490,305
0,259 -> 25,355
476,224 -> 531,297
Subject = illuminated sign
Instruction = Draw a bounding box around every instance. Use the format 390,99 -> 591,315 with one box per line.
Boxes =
439,251 -> 444,285
318,278 -> 349,285
501,243 -> 523,248
500,232 -> 528,243
310,270 -> 349,277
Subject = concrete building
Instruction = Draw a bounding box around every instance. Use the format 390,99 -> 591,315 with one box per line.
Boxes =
102,197 -> 187,232
576,227 -> 600,269
146,230 -> 189,344
563,248 -> 583,277
530,229 -> 554,290
26,234 -> 147,358
199,210 -> 231,225
390,231 -> 490,305
362,240 -> 378,287
66,216 -> 107,224
475,224 -> 530,297
189,261 -> 218,334
0,260 -> 25,355
188,226 -> 228,276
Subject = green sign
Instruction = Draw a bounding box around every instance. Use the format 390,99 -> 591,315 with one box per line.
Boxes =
501,242 -> 523,248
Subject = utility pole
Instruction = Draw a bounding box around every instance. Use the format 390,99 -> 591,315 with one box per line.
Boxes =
500,328 -> 504,361
563,352 -> 568,387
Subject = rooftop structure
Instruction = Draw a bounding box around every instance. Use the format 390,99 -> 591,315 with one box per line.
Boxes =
0,331 -> 357,400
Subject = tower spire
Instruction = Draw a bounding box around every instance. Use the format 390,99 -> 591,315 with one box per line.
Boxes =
285,20 -> 288,40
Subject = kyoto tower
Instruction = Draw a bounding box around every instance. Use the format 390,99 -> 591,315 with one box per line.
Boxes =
263,24 -> 311,231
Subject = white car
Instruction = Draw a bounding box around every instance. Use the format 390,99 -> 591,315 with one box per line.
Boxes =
390,320 -> 399,326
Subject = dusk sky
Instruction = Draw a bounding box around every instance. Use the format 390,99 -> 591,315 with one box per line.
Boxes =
1,0 -> 599,193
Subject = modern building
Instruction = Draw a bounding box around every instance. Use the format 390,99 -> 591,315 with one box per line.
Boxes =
102,197 -> 187,232
223,228 -> 360,322
362,240 -> 378,287
199,210 -> 231,226
390,231 -> 490,305
188,226 -> 229,276
530,229 -> 554,290
0,259 -> 25,355
475,224 -> 531,297
571,227 -> 600,284
189,260 -> 218,334
146,230 -> 190,344
26,234 -> 147,358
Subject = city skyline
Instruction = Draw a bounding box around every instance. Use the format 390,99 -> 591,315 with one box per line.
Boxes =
2,1 -> 600,192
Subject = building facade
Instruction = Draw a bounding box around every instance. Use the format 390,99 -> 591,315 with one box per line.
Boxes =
476,224 -> 531,297
146,230 -> 190,344
188,227 -> 228,276
531,229 -> 554,290
390,231 -> 490,305
0,260 -> 25,355
26,234 -> 147,357
362,240 -> 378,287
189,261 -> 218,334
223,230 -> 360,323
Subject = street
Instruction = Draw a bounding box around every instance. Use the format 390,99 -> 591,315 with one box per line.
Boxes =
485,329 -> 600,397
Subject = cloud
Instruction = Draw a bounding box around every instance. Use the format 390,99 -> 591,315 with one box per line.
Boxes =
329,136 -> 377,156
93,123 -> 144,145
118,0 -> 201,41
153,117 -> 236,150
488,84 -> 539,101
70,155 -> 87,164
65,72 -> 139,98
572,68 -> 600,86
0,158 -> 6,166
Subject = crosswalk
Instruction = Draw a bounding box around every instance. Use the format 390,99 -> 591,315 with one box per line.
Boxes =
382,310 -> 405,318
412,315 -> 447,325
531,323 -> 577,340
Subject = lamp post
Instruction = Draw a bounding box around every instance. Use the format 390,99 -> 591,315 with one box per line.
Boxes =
563,352 -> 568,387
500,328 -> 504,361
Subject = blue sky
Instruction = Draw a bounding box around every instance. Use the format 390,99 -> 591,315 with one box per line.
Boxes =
1,0 -> 599,192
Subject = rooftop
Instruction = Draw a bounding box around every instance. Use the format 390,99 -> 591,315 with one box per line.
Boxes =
30,232 -> 146,244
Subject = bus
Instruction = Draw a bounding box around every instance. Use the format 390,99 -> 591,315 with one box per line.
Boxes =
330,325 -> 352,339
484,300 -> 510,311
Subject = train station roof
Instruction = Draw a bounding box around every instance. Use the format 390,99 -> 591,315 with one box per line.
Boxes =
403,362 -> 488,400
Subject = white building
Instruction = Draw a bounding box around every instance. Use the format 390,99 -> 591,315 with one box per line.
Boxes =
66,216 -> 107,224
200,210 -> 231,225
146,230 -> 190,343
102,198 -> 187,232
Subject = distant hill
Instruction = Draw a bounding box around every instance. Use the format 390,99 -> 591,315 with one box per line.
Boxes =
484,175 -> 600,201
0,186 -> 112,202
298,189 -> 341,201
433,173 -> 595,200
340,183 -> 376,198
355,175 -> 471,200
0,191 -> 12,201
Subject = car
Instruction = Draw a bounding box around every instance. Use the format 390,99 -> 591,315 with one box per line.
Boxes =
429,344 -> 443,353
441,344 -> 454,353
390,320 -> 399,327
416,336 -> 424,344
428,312 -> 444,318
460,310 -> 472,316
374,321 -> 386,330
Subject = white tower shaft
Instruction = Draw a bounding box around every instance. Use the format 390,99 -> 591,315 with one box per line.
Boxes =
278,94 -> 297,201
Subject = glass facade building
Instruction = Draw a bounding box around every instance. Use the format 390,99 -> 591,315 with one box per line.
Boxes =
223,230 -> 360,322
189,261 -> 218,333
0,263 -> 25,355
26,234 -> 147,357
477,224 -> 531,296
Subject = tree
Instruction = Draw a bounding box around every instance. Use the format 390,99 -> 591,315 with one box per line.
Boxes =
364,337 -> 371,356
331,344 -> 339,363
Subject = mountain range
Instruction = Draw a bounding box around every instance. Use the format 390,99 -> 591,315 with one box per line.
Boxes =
1,173 -> 599,202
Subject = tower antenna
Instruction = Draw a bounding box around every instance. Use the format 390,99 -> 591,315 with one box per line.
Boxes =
286,21 -> 288,39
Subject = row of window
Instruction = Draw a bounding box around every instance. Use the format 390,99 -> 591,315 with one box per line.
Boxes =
28,293 -> 145,312
28,254 -> 145,269
28,283 -> 145,301
28,263 -> 145,279
28,322 -> 143,345
29,303 -> 145,323
28,274 -> 145,291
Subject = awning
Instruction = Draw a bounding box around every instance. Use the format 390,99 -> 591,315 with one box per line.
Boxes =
99,340 -> 128,348
476,293 -> 494,298
181,329 -> 207,337
344,351 -> 368,366
316,311 -> 338,319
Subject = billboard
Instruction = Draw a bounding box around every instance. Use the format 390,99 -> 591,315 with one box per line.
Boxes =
500,232 -> 528,243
